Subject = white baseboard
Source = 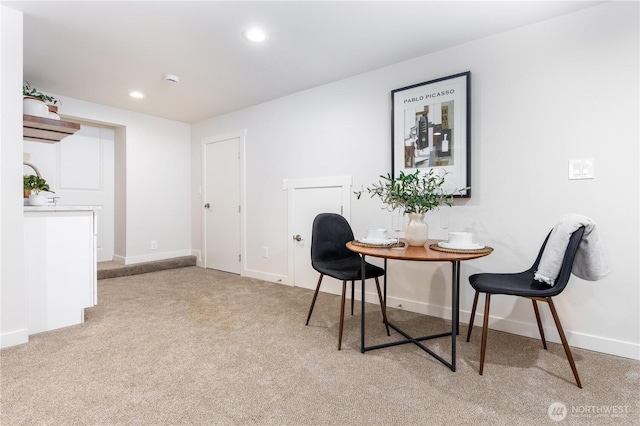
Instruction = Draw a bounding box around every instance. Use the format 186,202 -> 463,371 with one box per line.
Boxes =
242,268 -> 289,285
191,249 -> 202,267
467,311 -> 640,361
1,328 -> 29,349
117,249 -> 193,265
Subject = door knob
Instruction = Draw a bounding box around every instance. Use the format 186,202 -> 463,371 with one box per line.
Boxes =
293,234 -> 302,242
204,203 -> 210,208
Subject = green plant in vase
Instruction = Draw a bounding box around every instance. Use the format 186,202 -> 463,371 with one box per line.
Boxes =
24,174 -> 54,206
355,169 -> 466,246
23,82 -> 59,105
23,82 -> 59,117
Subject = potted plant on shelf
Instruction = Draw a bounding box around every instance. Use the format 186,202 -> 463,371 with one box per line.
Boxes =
355,169 -> 465,246
23,82 -> 60,118
24,174 -> 54,206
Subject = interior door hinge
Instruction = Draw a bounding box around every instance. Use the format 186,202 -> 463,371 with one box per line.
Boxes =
238,254 -> 241,262
239,205 -> 241,213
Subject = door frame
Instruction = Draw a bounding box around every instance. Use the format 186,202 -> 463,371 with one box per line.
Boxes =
286,175 -> 352,286
201,129 -> 246,273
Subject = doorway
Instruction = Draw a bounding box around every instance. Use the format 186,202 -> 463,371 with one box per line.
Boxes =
57,125 -> 114,262
24,123 -> 115,262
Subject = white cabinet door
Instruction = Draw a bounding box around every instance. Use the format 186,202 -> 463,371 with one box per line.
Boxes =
25,211 -> 96,335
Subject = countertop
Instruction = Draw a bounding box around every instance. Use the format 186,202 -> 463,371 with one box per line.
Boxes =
24,205 -> 102,212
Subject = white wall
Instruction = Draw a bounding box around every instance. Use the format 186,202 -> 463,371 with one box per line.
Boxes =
48,95 -> 192,265
1,3 -> 192,345
192,2 -> 639,359
0,5 -> 27,348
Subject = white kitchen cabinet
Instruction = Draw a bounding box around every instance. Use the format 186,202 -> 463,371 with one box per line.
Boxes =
24,206 -> 98,335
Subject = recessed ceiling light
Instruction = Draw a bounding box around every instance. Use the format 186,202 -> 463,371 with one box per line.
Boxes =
243,28 -> 266,43
129,91 -> 144,99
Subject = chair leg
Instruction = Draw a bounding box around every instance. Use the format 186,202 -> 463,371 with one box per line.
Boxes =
374,277 -> 390,336
338,281 -> 347,350
531,299 -> 547,349
467,290 -> 480,342
547,297 -> 582,388
479,293 -> 491,375
351,280 -> 355,315
305,274 -> 324,326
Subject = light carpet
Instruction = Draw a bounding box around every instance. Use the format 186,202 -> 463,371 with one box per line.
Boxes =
1,267 -> 638,425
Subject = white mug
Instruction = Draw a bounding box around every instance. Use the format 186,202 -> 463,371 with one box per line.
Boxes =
448,231 -> 473,246
367,228 -> 387,240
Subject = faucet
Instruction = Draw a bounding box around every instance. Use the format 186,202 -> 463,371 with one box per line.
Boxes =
23,161 -> 42,178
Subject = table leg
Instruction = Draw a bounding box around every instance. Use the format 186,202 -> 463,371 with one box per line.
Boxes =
451,260 -> 460,372
452,261 -> 461,335
358,256 -> 460,373
383,259 -> 387,308
361,255 -> 366,354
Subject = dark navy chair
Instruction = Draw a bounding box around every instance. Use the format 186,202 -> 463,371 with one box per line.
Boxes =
305,213 -> 389,350
466,226 -> 585,388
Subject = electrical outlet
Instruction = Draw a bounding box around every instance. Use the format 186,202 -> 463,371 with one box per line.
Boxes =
151,240 -> 158,250
261,247 -> 269,258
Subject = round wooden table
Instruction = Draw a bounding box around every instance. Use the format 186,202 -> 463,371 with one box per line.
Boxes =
346,239 -> 492,371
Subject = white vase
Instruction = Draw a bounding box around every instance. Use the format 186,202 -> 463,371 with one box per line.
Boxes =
28,193 -> 48,206
404,213 -> 429,246
23,97 -> 50,118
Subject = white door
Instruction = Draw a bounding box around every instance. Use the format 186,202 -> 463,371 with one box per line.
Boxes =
55,125 -> 114,262
288,176 -> 351,294
204,137 -> 241,274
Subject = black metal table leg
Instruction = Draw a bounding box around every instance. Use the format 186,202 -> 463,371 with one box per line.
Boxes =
383,258 -> 387,307
451,260 -> 459,371
360,255 -> 366,354
359,257 -> 461,372
453,260 -> 461,336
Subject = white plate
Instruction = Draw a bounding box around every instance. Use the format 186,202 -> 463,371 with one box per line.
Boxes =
358,237 -> 397,245
438,241 -> 485,250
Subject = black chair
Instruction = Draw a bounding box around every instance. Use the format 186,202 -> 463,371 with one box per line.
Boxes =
466,226 -> 585,388
305,213 -> 390,350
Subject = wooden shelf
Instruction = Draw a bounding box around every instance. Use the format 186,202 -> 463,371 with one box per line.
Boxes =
23,114 -> 80,143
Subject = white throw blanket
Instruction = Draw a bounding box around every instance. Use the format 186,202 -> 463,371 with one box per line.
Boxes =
534,214 -> 610,286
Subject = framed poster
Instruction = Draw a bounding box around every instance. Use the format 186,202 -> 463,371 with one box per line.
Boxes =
391,71 -> 470,197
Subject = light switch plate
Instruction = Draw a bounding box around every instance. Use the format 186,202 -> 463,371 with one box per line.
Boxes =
569,159 -> 594,180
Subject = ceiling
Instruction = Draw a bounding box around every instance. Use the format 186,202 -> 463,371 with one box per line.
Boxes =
8,1 -> 603,123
